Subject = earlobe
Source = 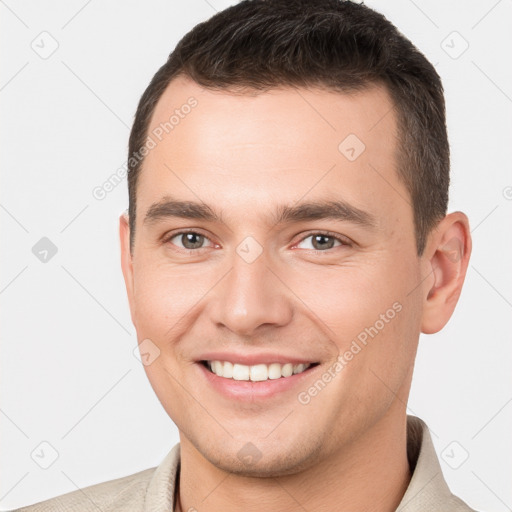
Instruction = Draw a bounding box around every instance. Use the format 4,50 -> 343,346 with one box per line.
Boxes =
420,212 -> 472,334
119,211 -> 137,328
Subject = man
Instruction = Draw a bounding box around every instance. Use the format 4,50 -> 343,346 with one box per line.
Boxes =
14,0 -> 477,510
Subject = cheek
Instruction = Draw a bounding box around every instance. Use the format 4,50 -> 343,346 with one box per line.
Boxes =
337,271 -> 421,403
283,259 -> 408,343
132,262 -> 215,338
287,257 -> 420,386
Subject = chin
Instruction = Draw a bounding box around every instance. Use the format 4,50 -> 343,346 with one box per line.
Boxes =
196,434 -> 325,478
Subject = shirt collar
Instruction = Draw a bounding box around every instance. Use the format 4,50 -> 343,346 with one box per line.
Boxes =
396,415 -> 456,510
144,415 -> 472,511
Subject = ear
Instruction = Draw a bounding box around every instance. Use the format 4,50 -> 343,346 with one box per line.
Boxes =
119,211 -> 137,329
420,211 -> 472,334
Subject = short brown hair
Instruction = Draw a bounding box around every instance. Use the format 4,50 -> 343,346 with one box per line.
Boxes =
128,0 -> 449,255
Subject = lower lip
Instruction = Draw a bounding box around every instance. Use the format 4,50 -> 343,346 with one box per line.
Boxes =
197,362 -> 318,401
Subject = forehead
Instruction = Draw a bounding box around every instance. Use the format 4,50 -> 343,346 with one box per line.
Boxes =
138,75 -> 410,231
146,76 -> 397,157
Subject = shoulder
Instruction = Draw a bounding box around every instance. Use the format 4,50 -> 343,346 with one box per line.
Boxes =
11,443 -> 181,512
10,466 -> 156,512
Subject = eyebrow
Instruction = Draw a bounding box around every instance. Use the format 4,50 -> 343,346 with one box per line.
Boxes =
143,195 -> 377,230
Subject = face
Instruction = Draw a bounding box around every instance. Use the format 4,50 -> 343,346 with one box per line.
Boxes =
121,76 -> 429,476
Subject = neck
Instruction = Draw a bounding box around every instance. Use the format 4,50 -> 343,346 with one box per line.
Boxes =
176,406 -> 412,512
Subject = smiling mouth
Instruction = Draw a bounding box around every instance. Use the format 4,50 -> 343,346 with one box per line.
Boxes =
201,360 -> 319,381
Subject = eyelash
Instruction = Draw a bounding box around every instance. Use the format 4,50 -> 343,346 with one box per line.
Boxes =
162,229 -> 350,254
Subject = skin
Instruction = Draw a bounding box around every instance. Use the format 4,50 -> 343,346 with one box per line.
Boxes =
120,75 -> 471,512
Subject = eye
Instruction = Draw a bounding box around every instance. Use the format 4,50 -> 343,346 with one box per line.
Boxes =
295,232 -> 347,251
164,231 -> 215,251
163,230 -> 349,253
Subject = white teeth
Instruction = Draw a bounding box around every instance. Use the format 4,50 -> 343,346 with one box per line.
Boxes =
206,360 -> 312,381
250,364 -> 268,382
293,363 -> 306,374
223,361 -> 233,378
268,363 -> 282,379
281,363 -> 293,377
232,363 -> 250,381
212,360 -> 223,377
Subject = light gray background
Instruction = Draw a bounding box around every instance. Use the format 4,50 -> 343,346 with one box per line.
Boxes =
1,0 -> 511,510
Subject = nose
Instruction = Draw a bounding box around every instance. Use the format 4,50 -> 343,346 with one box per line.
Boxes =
208,245 -> 294,338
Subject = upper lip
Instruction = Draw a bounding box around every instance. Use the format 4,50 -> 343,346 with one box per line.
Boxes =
197,352 -> 318,366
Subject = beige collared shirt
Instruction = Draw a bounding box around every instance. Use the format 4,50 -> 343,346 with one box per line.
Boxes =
13,416 -> 477,511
